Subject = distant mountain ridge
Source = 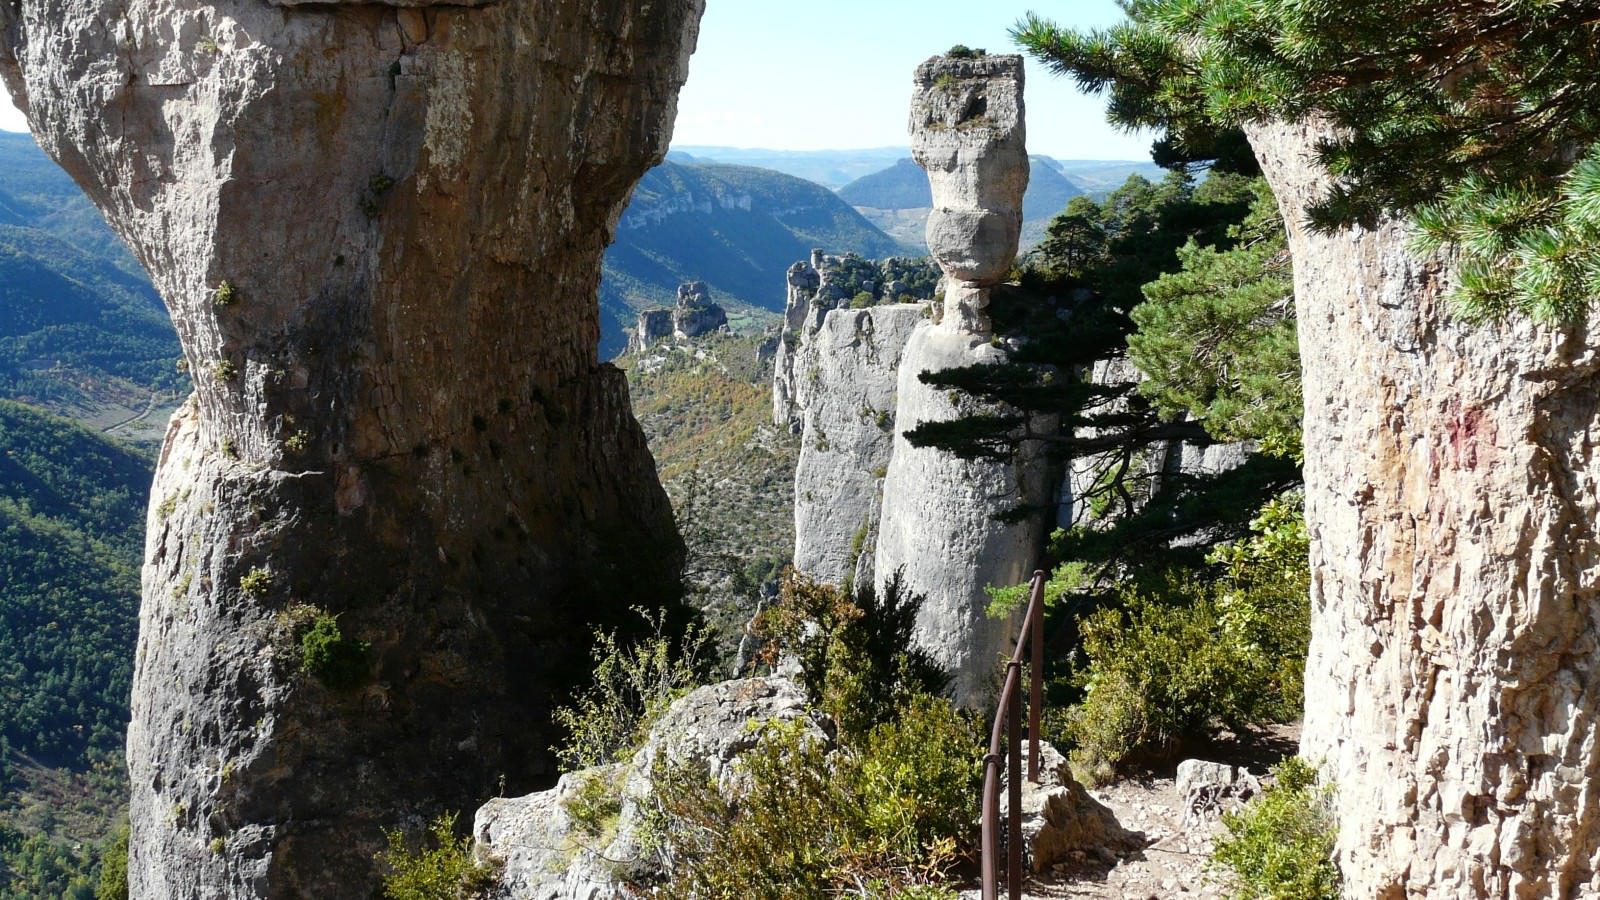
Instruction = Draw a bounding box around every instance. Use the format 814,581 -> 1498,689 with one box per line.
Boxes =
837,155 -> 1087,220
600,161 -> 908,357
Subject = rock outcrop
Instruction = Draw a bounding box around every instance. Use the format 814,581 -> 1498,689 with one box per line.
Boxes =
873,54 -> 1051,706
1250,118 -> 1600,897
0,0 -> 704,895
474,677 -> 818,899
670,280 -> 727,339
629,308 -> 675,355
626,281 -> 728,354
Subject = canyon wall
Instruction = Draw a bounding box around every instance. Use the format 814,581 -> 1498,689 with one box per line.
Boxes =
0,0 -> 703,895
1252,119 -> 1600,898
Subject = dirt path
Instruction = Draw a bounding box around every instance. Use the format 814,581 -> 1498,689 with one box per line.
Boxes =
960,724 -> 1300,900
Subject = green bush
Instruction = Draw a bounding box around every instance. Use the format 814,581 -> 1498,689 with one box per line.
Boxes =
299,613 -> 369,690
1064,587 -> 1276,783
1059,494 -> 1309,782
646,697 -> 981,899
1212,757 -> 1339,900
551,607 -> 711,772
378,813 -> 496,900
756,570 -> 945,740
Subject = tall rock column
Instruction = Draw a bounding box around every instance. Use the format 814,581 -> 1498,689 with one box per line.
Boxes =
874,54 -> 1051,705
1251,119 -> 1600,898
0,1 -> 702,896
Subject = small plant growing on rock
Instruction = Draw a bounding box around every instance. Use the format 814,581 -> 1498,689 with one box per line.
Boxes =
283,430 -> 310,455
566,769 -> 624,841
238,566 -> 272,599
212,359 -> 238,382
300,612 -> 370,690
378,812 -> 497,900
213,280 -> 238,307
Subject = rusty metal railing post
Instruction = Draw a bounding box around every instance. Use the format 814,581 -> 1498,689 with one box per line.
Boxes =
1006,661 -> 1023,900
1028,569 -> 1044,783
981,569 -> 1048,900
981,746 -> 1001,900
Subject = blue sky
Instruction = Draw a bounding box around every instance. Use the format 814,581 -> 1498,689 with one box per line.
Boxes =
673,1 -> 1150,159
1,3 -> 1147,159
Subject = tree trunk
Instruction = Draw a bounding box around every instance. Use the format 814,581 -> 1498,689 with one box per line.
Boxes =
1252,119 -> 1600,898
0,1 -> 703,895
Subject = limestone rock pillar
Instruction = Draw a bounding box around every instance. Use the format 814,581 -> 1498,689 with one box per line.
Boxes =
873,54 -> 1050,705
1251,118 -> 1600,898
0,0 -> 703,895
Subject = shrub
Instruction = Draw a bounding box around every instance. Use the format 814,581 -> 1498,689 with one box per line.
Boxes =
550,607 -> 711,772
213,280 -> 237,307
756,570 -> 945,740
946,45 -> 985,58
849,290 -> 876,309
378,813 -> 496,900
1057,494 -> 1309,782
1063,586 -> 1279,783
566,768 -> 624,841
646,697 -> 981,899
300,613 -> 369,690
1212,757 -> 1339,900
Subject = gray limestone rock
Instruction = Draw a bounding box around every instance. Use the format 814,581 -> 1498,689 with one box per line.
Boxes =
671,280 -> 726,339
1174,759 -> 1261,826
474,677 -> 817,899
789,304 -> 924,586
1011,742 -> 1140,874
629,308 -> 674,355
0,0 -> 705,895
871,52 -> 1049,706
1250,116 -> 1600,897
909,54 -> 1028,331
873,326 -> 1054,704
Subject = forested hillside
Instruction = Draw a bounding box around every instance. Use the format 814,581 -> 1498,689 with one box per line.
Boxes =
620,333 -> 798,665
0,135 -> 184,441
0,400 -> 146,897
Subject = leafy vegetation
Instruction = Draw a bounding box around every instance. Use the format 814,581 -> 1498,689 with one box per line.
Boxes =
1212,757 -> 1339,900
550,608 -> 713,772
644,578 -> 977,899
1058,494 -> 1309,781
0,400 -> 147,767
621,333 -> 798,668
298,612 -> 370,690
755,571 -> 945,741
647,699 -> 978,900
377,812 -> 497,900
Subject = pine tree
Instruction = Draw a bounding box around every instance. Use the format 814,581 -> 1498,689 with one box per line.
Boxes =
1013,0 -> 1600,322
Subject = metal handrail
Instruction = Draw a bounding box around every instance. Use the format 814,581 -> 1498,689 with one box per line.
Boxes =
980,569 -> 1046,900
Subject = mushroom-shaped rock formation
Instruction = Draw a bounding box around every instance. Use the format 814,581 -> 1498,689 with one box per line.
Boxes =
0,0 -> 704,895
874,53 -> 1052,706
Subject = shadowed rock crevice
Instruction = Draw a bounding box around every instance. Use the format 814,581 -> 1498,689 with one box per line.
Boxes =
1,0 -> 704,896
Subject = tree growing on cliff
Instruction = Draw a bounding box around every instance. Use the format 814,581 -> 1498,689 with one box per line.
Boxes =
1014,1 -> 1600,322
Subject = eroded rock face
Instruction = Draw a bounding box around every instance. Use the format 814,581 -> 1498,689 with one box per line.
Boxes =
788,304 -> 923,586
0,1 -> 703,895
874,53 -> 1047,705
1250,119 -> 1600,898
